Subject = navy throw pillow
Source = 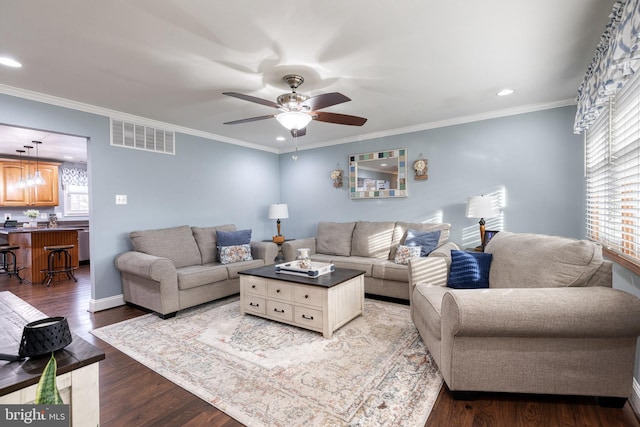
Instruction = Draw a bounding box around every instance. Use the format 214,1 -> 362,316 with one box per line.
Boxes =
216,229 -> 252,246
405,229 -> 441,256
447,250 -> 492,289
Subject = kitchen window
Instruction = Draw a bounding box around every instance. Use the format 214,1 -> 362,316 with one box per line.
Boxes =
63,184 -> 89,216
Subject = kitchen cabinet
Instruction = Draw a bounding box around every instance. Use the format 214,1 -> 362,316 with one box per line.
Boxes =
0,160 -> 60,206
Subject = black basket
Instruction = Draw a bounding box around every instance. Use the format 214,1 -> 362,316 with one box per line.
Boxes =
18,317 -> 72,358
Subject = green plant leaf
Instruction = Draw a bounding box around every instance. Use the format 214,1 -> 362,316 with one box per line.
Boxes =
35,353 -> 63,404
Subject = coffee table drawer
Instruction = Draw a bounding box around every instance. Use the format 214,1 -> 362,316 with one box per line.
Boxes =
243,296 -> 266,314
267,281 -> 292,300
293,285 -> 324,307
294,306 -> 323,330
243,276 -> 267,295
267,300 -> 293,322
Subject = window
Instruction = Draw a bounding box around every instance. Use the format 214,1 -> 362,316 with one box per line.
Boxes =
585,72 -> 640,262
63,184 -> 89,216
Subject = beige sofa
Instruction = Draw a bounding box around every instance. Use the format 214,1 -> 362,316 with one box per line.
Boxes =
409,231 -> 640,406
282,221 -> 455,300
115,224 -> 278,318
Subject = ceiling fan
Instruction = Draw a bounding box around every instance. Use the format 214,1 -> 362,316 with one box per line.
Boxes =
223,74 -> 367,137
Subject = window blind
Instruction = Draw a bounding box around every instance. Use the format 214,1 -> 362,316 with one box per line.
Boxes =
586,72 -> 640,261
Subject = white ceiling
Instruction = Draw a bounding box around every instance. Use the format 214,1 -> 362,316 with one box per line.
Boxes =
0,124 -> 87,164
0,1 -> 615,159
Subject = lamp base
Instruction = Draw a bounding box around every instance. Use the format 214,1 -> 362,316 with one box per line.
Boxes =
272,235 -> 285,244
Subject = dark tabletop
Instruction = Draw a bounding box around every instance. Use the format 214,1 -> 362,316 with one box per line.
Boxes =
0,293 -> 105,397
239,264 -> 365,288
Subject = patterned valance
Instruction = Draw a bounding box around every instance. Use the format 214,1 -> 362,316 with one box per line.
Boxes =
61,167 -> 88,186
574,0 -> 640,133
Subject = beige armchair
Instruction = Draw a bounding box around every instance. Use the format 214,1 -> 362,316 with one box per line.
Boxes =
409,232 -> 640,406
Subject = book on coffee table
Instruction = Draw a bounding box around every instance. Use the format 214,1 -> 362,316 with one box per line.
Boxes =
275,260 -> 335,277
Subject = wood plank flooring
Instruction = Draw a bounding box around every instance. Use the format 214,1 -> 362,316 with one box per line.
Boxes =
1,267 -> 639,426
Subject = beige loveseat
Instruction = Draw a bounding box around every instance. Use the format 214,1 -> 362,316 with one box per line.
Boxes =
409,231 -> 640,406
282,221 -> 455,300
115,224 -> 278,318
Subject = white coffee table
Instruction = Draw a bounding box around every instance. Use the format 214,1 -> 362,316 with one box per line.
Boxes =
239,265 -> 365,338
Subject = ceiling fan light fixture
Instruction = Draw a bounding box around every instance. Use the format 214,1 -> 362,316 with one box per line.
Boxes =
276,111 -> 312,131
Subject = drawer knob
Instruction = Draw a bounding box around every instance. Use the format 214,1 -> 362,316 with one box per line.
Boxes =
274,308 -> 285,313
251,285 -> 256,289
249,302 -> 260,307
301,314 -> 314,320
304,294 -> 309,299
276,289 -> 281,293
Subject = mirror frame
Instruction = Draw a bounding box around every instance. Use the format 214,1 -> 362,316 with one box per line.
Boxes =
349,148 -> 407,199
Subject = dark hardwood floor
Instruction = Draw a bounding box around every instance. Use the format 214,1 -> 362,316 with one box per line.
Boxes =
1,266 -> 639,427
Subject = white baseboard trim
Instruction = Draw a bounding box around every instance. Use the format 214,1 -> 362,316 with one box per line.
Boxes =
631,378 -> 640,417
89,294 -> 125,313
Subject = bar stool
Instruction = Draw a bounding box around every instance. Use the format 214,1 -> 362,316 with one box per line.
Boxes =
0,245 -> 23,283
41,245 -> 78,287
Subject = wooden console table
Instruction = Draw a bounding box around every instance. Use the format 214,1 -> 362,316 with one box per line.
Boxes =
0,292 -> 104,426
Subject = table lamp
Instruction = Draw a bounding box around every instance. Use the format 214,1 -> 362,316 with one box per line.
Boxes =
466,195 -> 499,251
268,203 -> 289,244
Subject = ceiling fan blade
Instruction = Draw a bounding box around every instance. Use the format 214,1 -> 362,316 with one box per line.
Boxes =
291,127 -> 307,137
223,114 -> 276,125
223,92 -> 281,109
313,111 -> 367,126
302,92 -> 350,111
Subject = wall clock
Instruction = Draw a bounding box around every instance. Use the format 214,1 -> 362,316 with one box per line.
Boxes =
413,158 -> 428,180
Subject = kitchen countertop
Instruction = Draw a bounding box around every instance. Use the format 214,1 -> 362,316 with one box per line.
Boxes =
0,226 -> 85,235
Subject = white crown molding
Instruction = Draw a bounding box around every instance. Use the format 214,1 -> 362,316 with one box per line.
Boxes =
0,83 -> 574,156
280,99 -> 577,153
0,84 -> 280,154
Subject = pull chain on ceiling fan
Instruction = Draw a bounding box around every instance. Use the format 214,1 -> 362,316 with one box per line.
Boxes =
223,74 -> 367,138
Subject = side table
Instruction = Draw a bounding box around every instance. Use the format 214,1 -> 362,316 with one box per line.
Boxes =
0,292 -> 105,427
263,239 -> 294,262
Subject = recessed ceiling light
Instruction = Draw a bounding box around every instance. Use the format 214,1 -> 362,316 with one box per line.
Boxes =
63,155 -> 74,160
497,88 -> 514,96
276,136 -> 286,141
0,57 -> 22,68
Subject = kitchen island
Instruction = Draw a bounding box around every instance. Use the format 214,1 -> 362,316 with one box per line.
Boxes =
0,226 -> 81,284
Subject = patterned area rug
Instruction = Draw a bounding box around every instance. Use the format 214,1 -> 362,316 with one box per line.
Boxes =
91,297 -> 442,426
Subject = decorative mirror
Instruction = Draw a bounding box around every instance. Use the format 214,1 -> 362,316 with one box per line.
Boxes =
349,148 -> 407,199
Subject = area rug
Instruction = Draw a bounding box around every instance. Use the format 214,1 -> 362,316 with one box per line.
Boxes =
91,297 -> 443,427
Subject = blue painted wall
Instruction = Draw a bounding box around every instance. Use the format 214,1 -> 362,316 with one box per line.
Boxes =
0,93 -> 281,300
279,106 -> 585,247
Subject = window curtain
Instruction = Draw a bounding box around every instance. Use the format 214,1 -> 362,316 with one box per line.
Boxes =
574,0 -> 640,133
61,167 -> 88,187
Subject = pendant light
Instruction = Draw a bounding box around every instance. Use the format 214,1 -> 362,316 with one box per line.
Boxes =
23,145 -> 34,187
16,149 -> 26,188
31,141 -> 45,185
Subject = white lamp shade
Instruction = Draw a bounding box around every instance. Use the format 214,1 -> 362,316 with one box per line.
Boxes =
268,203 -> 289,219
276,112 -> 312,131
466,195 -> 498,219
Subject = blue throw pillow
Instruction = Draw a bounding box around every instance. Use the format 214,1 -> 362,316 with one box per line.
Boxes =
405,229 -> 441,256
216,229 -> 252,246
447,250 -> 492,289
